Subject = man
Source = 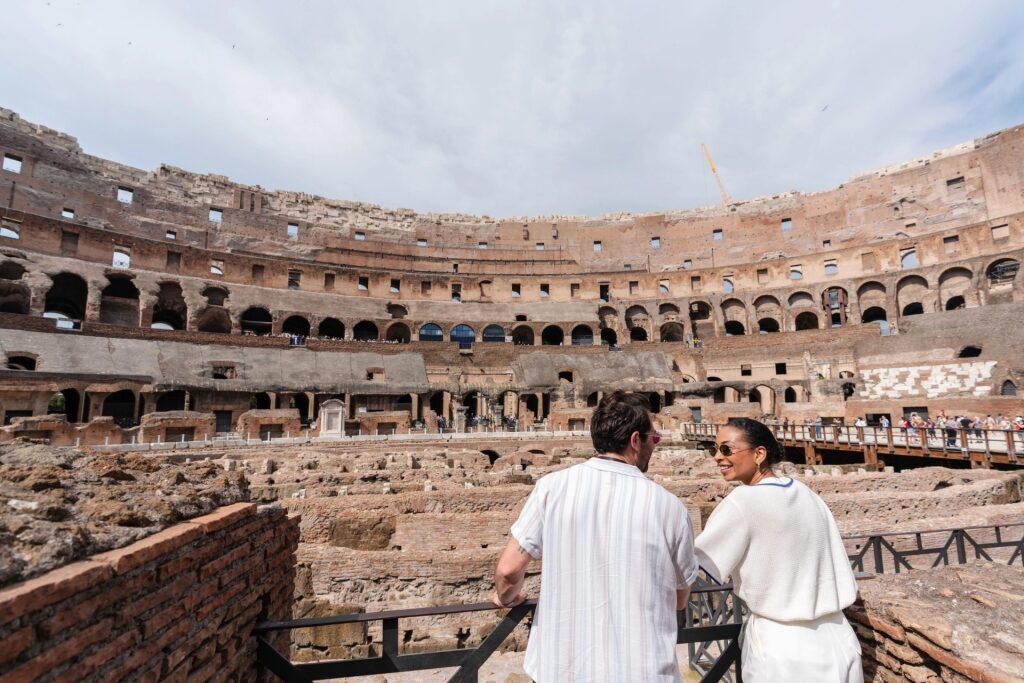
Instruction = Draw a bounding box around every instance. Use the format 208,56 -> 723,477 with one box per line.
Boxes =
491,391 -> 698,682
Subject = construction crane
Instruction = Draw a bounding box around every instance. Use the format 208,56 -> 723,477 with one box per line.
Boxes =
701,143 -> 732,206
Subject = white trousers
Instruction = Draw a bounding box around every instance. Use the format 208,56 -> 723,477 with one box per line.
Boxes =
741,611 -> 863,683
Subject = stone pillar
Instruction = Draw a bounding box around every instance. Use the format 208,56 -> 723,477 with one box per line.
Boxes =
442,391 -> 451,421
410,393 -> 420,420
344,392 -> 352,418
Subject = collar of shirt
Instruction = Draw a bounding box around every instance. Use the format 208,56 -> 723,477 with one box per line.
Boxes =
586,457 -> 645,477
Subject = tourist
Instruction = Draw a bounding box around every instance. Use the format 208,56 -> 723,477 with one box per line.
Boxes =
695,418 -> 861,682
879,415 -> 890,430
491,391 -> 698,682
814,415 -> 824,440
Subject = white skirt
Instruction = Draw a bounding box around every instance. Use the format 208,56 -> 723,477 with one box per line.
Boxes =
741,611 -> 863,683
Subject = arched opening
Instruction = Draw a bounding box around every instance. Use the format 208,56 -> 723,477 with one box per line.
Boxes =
861,306 -> 887,324
481,450 -> 500,466
842,383 -> 856,400
252,392 -> 272,410
749,388 -> 761,405
571,324 -> 593,346
451,324 -> 476,349
753,296 -> 782,334
713,387 -> 726,404
387,303 -> 408,319
986,258 -> 1019,286
957,346 -> 982,358
418,323 -> 444,342
660,322 -> 686,342
386,322 -> 411,343
156,390 -> 191,412
293,393 -> 311,424
629,327 -> 648,342
784,387 -> 797,403
58,388 -> 80,422
541,325 -> 564,346
151,282 -> 187,331
659,303 -> 680,316
512,325 -> 535,346
429,392 -> 445,415
794,311 -> 818,331
6,355 -> 36,370
482,324 -> 506,343
240,307 -> 273,336
102,390 -> 136,427
724,320 -> 745,336
282,315 -> 310,337
202,286 -> 229,307
945,296 -> 965,311
523,394 -> 539,420
1001,380 -> 1017,396
586,392 -> 599,407
353,320 -> 379,341
318,317 -> 345,339
647,393 -> 662,413
0,261 -> 26,280
902,302 -> 924,316
462,391 -> 479,422
558,370 -> 574,383
196,307 -> 232,334
758,318 -> 780,334
44,273 -> 88,324
99,276 -> 140,327
600,328 -> 618,346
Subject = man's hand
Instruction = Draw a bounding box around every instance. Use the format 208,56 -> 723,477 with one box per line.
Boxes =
492,537 -> 534,608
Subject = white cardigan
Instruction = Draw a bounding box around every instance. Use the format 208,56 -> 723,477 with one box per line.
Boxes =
695,477 -> 857,622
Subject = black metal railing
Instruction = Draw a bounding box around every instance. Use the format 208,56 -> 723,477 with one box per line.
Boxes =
255,581 -> 742,683
846,522 -> 1024,573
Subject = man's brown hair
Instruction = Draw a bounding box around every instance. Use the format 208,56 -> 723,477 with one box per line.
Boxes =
590,391 -> 652,455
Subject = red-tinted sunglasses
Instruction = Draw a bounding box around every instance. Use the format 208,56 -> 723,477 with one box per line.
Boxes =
649,433 -> 661,445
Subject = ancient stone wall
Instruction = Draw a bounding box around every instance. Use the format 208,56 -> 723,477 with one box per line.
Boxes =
0,502 -> 299,683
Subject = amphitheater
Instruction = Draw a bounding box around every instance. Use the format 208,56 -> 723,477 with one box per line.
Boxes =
1,107 -> 1023,682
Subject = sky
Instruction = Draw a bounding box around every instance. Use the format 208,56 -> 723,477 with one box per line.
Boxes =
3,1 -> 1024,218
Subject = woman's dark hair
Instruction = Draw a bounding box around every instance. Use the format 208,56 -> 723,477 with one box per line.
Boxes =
725,417 -> 785,466
591,391 -> 652,455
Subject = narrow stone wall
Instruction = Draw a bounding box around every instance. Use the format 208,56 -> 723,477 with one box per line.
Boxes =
846,563 -> 1023,682
0,502 -> 299,683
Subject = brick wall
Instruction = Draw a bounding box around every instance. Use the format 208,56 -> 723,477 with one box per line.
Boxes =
0,502 -> 299,683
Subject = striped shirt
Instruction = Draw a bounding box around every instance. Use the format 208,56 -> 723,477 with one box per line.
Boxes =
511,458 -> 699,682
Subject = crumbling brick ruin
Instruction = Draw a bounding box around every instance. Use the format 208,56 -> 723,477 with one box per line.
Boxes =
1,109 -> 1023,682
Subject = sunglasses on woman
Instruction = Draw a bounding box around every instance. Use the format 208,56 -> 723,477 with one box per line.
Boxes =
707,443 -> 754,457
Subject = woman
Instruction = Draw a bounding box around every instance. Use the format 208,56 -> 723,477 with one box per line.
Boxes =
695,417 -> 862,682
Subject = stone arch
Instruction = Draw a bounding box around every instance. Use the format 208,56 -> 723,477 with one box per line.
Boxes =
6,353 -> 37,370
861,306 -> 888,324
625,305 -> 650,339
794,311 -> 819,331
629,327 -> 648,341
938,267 -> 973,310
196,307 -> 232,334
541,325 -> 565,346
570,324 -> 593,346
44,272 -> 88,323
282,315 -> 310,337
787,291 -> 815,308
753,295 -> 782,332
721,298 -> 747,335
724,320 -> 745,336
482,324 -> 506,343
512,325 -> 535,346
749,385 -> 775,414
99,275 -> 140,327
985,258 -> 1019,287
1002,380 -> 1017,396
201,285 -> 229,307
102,389 -> 136,428
451,324 -> 475,348
240,307 -> 273,336
0,261 -> 26,280
353,320 -> 379,341
600,328 -> 617,346
659,302 -> 680,317
784,387 -> 798,403
896,275 -> 930,317
318,317 -> 345,339
387,303 -> 408,319
418,322 -> 444,342
660,321 -> 686,342
386,322 -> 411,343
151,282 -> 187,330
856,280 -> 887,315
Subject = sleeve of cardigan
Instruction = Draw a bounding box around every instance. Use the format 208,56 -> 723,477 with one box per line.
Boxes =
694,496 -> 750,584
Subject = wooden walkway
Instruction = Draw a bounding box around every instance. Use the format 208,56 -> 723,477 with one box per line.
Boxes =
679,422 -> 1024,469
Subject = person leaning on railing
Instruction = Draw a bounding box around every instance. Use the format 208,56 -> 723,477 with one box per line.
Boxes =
695,417 -> 862,682
491,391 -> 699,682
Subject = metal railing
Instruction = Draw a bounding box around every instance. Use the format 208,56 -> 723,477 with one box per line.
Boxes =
680,422 -> 1024,461
846,522 -> 1024,573
255,582 -> 742,683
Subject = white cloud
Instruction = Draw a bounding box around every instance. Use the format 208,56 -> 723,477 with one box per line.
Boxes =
2,0 -> 1023,217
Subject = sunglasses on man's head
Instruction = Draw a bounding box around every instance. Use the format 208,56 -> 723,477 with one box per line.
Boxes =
707,443 -> 754,457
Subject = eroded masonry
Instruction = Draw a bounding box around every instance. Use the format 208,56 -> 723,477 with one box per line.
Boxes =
1,109 -> 1024,682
